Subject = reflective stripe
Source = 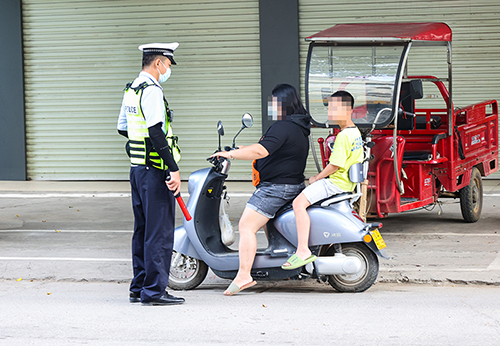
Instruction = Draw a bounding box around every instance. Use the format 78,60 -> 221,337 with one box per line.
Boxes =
123,83 -> 181,170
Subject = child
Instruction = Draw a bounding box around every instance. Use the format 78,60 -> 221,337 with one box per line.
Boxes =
282,90 -> 363,269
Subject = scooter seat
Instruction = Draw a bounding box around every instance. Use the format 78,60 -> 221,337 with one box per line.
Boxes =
320,192 -> 361,207
314,192 -> 350,205
273,192 -> 359,218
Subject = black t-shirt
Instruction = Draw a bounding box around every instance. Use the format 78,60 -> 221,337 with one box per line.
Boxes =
256,117 -> 310,185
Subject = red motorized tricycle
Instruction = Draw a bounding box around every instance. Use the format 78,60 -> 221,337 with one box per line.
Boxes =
305,22 -> 498,222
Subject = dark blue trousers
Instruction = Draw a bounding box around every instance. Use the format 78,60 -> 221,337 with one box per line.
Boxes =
129,165 -> 175,302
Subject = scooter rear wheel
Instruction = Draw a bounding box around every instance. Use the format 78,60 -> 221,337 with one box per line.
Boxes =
168,251 -> 208,290
325,242 -> 378,293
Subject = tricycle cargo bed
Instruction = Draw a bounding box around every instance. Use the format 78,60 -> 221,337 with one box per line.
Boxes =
454,100 -> 498,180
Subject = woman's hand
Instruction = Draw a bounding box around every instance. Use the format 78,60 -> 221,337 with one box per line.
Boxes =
209,144 -> 268,161
210,151 -> 231,159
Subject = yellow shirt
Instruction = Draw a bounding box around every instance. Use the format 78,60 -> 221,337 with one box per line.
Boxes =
328,127 -> 363,191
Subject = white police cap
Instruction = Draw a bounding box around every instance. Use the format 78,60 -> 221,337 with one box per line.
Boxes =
138,42 -> 179,65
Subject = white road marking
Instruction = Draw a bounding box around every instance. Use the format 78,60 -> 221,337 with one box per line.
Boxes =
0,192 -> 252,198
0,230 -> 132,233
0,193 -> 132,198
384,233 -> 500,237
380,267 -> 494,272
0,257 -> 131,262
487,252 -> 500,270
3,192 -> 496,199
1,229 -> 497,237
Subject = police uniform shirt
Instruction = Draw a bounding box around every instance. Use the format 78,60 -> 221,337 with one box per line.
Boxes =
117,71 -> 168,134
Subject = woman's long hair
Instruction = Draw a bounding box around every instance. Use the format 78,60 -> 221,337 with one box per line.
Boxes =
271,83 -> 308,117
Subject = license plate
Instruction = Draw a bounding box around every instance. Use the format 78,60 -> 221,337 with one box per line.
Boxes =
370,229 -> 386,250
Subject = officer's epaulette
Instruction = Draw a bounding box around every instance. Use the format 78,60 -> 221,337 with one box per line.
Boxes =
134,82 -> 149,93
124,81 -> 156,94
123,82 -> 133,91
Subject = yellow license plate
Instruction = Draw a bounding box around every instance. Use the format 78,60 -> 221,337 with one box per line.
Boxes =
370,229 -> 386,250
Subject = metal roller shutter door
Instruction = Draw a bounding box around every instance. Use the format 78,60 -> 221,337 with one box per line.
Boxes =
298,0 -> 500,178
22,0 -> 261,180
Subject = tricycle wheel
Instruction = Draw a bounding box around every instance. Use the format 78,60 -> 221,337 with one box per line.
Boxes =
325,243 -> 379,293
459,167 -> 483,223
168,251 -> 208,290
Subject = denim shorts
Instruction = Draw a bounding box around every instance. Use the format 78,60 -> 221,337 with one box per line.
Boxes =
247,181 -> 306,219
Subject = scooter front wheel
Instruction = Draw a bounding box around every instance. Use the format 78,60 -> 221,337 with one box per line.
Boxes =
459,167 -> 483,223
168,251 -> 208,290
325,242 -> 379,293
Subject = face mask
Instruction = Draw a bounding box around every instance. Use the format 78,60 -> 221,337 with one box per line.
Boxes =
157,61 -> 171,83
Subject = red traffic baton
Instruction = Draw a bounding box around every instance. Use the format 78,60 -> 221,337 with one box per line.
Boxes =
166,174 -> 192,221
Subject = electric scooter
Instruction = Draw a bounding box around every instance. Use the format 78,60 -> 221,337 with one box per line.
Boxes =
169,113 -> 388,292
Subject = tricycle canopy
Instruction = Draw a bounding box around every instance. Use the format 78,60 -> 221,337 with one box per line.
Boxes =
306,22 -> 451,44
305,22 -> 452,131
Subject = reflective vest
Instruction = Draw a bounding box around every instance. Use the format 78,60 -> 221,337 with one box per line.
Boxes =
123,82 -> 181,170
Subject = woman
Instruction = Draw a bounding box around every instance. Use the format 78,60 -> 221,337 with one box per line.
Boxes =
212,83 -> 311,295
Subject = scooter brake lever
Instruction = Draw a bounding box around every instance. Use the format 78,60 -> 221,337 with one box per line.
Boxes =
206,156 -> 219,166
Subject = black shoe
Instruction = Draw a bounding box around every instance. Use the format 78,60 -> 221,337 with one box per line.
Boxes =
142,293 -> 185,306
129,291 -> 141,303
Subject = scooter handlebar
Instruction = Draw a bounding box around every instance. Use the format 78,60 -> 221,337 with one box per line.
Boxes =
207,152 -> 231,166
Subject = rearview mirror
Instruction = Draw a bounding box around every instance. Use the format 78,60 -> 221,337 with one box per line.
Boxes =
217,120 -> 224,136
232,113 -> 253,148
217,120 -> 224,152
242,113 -> 253,128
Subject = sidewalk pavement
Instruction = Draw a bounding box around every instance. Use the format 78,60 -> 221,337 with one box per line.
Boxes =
0,180 -> 255,193
1,178 -> 499,193
1,179 -> 499,288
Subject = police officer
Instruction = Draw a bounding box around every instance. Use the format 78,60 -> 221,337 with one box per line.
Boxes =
117,42 -> 184,306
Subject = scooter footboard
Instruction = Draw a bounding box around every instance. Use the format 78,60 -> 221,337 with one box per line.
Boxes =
173,225 -> 202,260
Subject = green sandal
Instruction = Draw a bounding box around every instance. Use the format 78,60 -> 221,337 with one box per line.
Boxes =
281,254 -> 317,270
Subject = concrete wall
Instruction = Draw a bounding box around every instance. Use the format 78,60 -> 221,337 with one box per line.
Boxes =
259,0 -> 301,133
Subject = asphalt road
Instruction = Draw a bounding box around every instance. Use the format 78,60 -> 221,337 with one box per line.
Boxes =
0,280 -> 498,346
1,180 -> 500,345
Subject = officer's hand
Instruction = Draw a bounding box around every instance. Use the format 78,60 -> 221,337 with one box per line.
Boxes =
166,170 -> 181,195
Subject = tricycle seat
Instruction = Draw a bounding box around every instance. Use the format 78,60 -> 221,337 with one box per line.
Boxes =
415,115 -> 442,129
403,151 -> 432,161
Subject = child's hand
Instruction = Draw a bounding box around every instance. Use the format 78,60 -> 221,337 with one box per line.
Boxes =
309,175 -> 320,184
